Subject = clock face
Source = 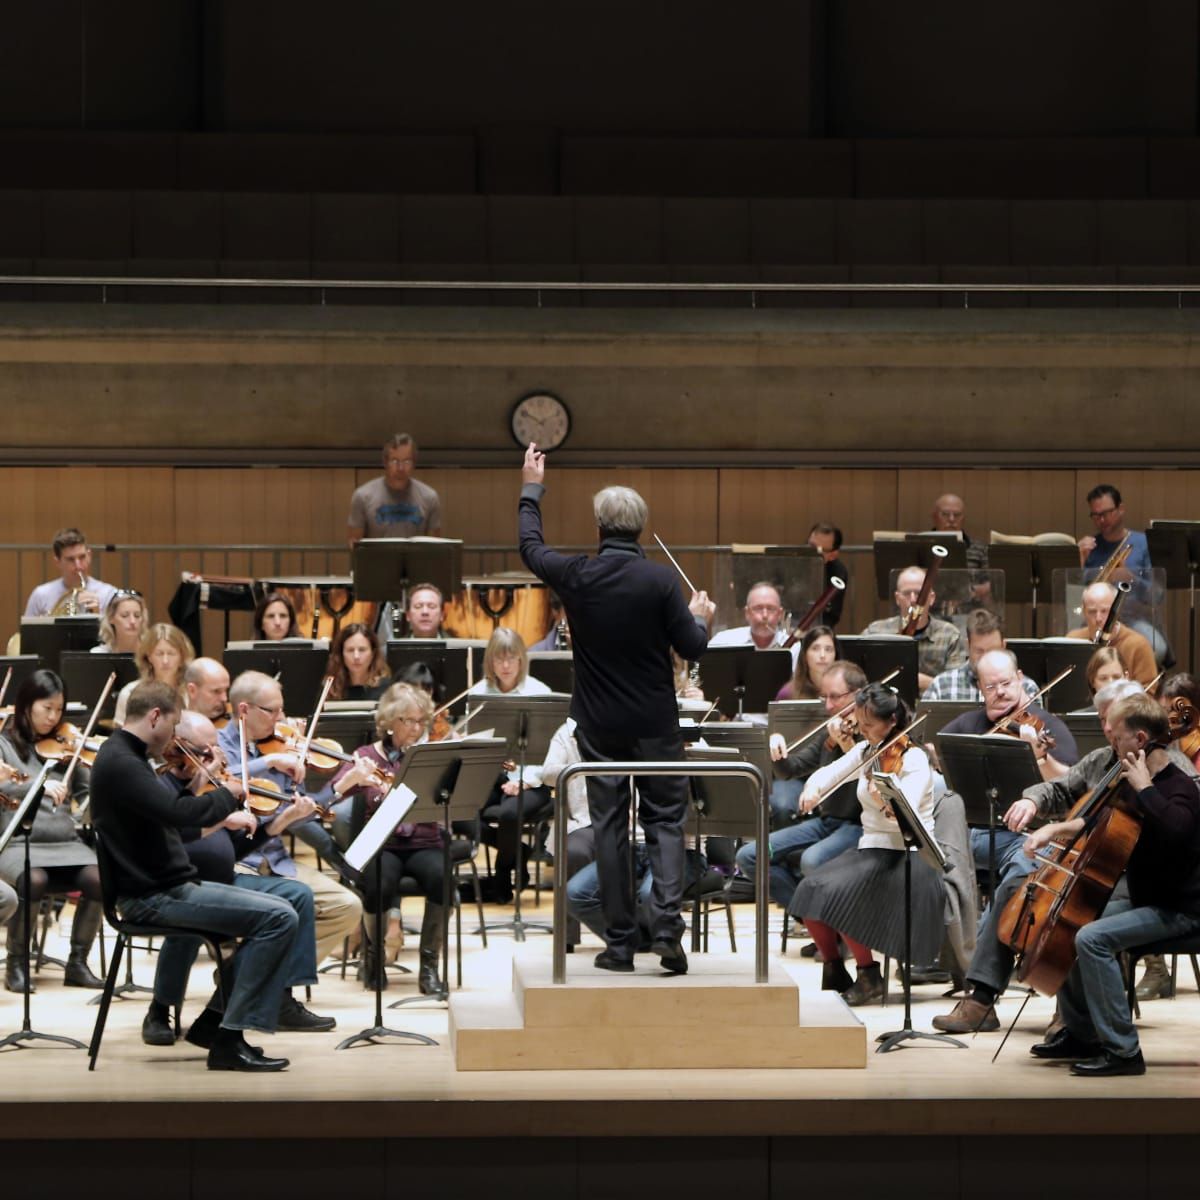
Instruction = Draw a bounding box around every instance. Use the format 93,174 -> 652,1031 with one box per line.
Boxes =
510,392 -> 571,451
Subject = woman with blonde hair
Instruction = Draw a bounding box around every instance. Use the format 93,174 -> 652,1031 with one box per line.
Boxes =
469,627 -> 551,697
113,623 -> 195,726
93,589 -> 146,655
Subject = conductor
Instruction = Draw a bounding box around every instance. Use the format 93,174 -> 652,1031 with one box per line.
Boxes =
518,444 -> 714,974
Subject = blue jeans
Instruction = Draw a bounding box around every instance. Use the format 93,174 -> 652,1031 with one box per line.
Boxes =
970,827 -> 1035,886
152,875 -> 318,1009
1058,897 -> 1200,1058
769,779 -> 804,829
121,880 -> 298,1033
567,846 -> 705,946
735,818 -> 861,909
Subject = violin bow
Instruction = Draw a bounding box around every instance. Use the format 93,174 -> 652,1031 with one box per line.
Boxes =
238,717 -> 252,815
59,671 -> 117,800
986,666 -> 1073,736
783,668 -> 901,755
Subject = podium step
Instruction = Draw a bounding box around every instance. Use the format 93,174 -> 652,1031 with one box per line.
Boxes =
449,952 -> 867,1071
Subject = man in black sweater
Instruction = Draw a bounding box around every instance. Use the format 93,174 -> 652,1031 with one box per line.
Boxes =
90,681 -> 299,1072
1021,692 -> 1200,1076
518,443 -> 714,974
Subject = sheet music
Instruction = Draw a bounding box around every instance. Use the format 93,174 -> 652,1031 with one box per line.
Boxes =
345,783 -> 419,872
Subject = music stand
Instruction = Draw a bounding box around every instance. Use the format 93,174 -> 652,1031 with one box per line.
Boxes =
527,651 -> 574,695
684,723 -> 772,803
987,544 -> 1079,638
937,733 -> 1041,900
836,635 -> 920,709
59,653 -> 139,726
0,760 -> 87,1052
459,694 -> 572,941
914,700 -> 979,745
20,618 -> 101,671
766,700 -> 826,749
1060,711 -> 1106,758
222,646 -> 329,715
0,656 -> 44,698
354,539 -> 463,639
700,647 -> 792,718
873,537 -> 965,602
868,771 -> 963,1054
386,641 -> 474,712
384,739 -> 509,1010
1147,520 -> 1200,672
1039,641 -> 1095,712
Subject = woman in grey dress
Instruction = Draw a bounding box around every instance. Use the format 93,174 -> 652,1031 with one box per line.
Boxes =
0,669 -> 104,993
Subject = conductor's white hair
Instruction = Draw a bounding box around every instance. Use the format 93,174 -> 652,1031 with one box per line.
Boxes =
594,486 -> 648,538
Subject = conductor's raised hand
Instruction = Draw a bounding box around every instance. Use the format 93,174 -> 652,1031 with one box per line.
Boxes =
523,442 -> 546,485
689,589 -> 716,624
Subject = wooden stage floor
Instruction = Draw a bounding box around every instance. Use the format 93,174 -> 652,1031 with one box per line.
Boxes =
3,891 -> 1200,1144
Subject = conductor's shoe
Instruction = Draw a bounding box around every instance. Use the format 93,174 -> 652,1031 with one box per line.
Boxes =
1030,1027 -> 1103,1060
650,937 -> 688,975
207,1036 -> 289,1073
1070,1049 -> 1146,1078
594,949 -> 635,973
141,1003 -> 175,1047
932,997 -> 999,1034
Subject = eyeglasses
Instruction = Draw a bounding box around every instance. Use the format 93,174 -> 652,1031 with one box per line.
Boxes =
396,715 -> 425,726
747,604 -> 782,616
981,676 -> 1019,696
253,702 -> 285,718
1089,506 -> 1118,521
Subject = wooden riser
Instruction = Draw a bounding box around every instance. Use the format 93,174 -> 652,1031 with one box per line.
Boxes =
449,952 -> 868,1071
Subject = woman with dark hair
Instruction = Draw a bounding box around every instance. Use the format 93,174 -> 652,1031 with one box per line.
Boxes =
776,625 -> 838,701
0,670 -> 104,993
326,623 -> 391,701
788,682 -> 939,1006
254,591 -> 301,641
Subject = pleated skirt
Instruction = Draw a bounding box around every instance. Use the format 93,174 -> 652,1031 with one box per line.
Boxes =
787,845 -> 944,964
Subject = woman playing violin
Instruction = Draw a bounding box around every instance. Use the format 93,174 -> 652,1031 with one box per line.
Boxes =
320,682 -> 448,996
326,622 -> 391,702
776,625 -> 838,701
788,682 -> 940,1006
0,669 -> 105,993
254,590 -> 301,641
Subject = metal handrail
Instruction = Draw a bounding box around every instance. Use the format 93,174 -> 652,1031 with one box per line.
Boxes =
551,760 -> 768,985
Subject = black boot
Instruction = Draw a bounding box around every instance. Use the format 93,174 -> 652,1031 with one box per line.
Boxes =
64,899 -> 104,988
842,963 -> 885,1007
821,958 -> 854,992
4,912 -> 34,994
418,904 -> 447,997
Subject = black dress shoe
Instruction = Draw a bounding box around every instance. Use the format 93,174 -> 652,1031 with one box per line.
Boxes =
1030,1027 -> 1104,1060
207,1037 -> 289,1073
277,993 -> 336,1032
652,939 -> 688,975
141,1004 -> 175,1047
594,949 -> 635,973
1070,1049 -> 1146,1077
185,1009 -> 263,1055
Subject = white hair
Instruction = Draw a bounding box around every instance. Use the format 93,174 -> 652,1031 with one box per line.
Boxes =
593,486 -> 648,538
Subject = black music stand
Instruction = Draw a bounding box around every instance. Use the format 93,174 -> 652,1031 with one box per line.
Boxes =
527,651 -> 574,695
937,733 -> 1041,901
766,700 -> 826,749
836,635 -> 920,709
20,618 -> 101,671
0,761 -> 87,1052
459,694 -> 572,941
384,739 -> 509,1010
1060,711 -> 1107,758
222,646 -> 329,715
354,538 -> 463,637
869,771 -> 963,1054
684,722 -> 773,801
873,537 -> 965,602
59,653 -> 139,726
987,543 -> 1079,638
914,701 -> 978,745
385,640 -> 476,711
1147,520 -> 1200,673
700,647 -> 792,718
0,656 -> 44,698
1039,641 -> 1095,712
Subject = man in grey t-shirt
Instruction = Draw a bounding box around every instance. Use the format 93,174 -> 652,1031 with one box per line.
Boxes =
347,432 -> 442,546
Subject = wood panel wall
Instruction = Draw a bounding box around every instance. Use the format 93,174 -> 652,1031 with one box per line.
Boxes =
2,464 -> 1195,665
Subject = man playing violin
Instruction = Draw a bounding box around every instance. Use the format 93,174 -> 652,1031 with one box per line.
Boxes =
1019,693 -> 1200,1076
184,658 -> 231,725
1066,581 -> 1157,688
90,681 -> 299,1072
736,661 -> 867,911
24,527 -> 118,617
141,711 -> 335,1048
862,564 -> 966,693
218,672 -> 362,970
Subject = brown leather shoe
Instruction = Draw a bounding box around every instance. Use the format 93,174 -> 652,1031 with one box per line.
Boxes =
932,996 -> 999,1033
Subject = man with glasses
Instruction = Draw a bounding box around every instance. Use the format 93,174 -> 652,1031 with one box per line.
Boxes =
931,493 -> 988,573
218,671 -> 361,971
708,581 -> 794,655
862,564 -> 967,692
735,661 -> 868,909
1077,484 -> 1150,580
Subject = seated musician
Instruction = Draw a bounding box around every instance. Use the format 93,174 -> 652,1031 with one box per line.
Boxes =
253,591 -> 301,641
403,583 -> 446,639
931,493 -> 988,571
24,527 -> 117,617
113,622 -> 195,727
326,622 -> 392,701
184,658 -> 231,725
90,681 -> 298,1073
218,671 -> 362,968
862,564 -> 966,693
807,523 -> 849,630
530,593 -> 570,651
776,625 -> 837,701
347,432 -> 442,548
708,581 -> 793,653
539,716 -> 591,948
141,710 -> 334,1048
1077,483 -> 1150,579
738,660 -> 867,904
0,670 -> 104,993
92,589 -> 146,655
318,681 -> 449,995
922,610 -> 1038,703
1019,693 -> 1200,1076
789,682 -> 939,1006
1085,646 -> 1128,702
1066,581 -> 1157,687
931,678 -> 1191,1034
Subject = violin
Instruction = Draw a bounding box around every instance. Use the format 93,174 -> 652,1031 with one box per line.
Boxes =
991,708 -> 1057,753
255,722 -> 354,774
824,711 -> 858,752
36,723 -> 106,766
807,714 -> 927,809
0,763 -> 29,808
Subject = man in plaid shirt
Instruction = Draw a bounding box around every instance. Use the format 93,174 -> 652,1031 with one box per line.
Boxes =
922,610 -> 1039,703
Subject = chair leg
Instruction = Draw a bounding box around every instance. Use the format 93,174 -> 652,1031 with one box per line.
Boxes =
1189,954 -> 1200,994
469,863 -> 488,949
88,933 -> 125,1071
1126,953 -> 1140,1019
1169,953 -> 1180,999
725,900 -> 736,954
882,954 -> 891,1007
780,912 -> 789,954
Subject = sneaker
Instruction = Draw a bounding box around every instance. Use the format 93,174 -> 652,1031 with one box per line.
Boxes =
277,993 -> 337,1032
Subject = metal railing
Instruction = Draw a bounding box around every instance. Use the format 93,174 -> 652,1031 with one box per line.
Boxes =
551,760 -> 768,985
